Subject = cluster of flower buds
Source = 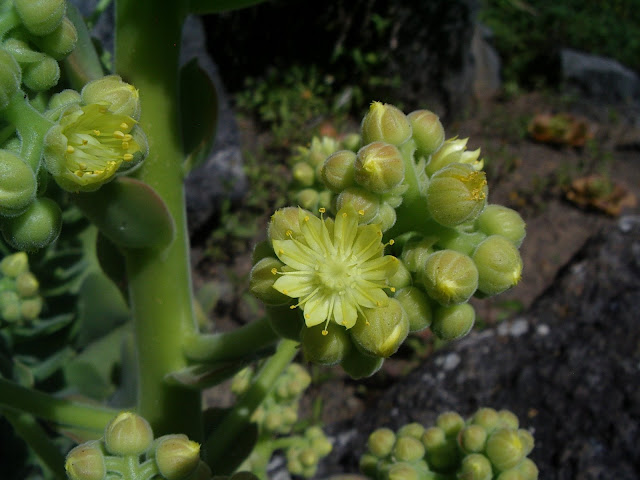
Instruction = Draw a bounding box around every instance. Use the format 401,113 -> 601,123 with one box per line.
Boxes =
65,411 -> 212,480
360,407 -> 538,480
250,101 -> 525,376
232,364 -> 332,478
0,251 -> 43,324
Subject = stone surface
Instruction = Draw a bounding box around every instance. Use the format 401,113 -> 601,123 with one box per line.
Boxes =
471,23 -> 502,100
323,216 -> 640,479
561,48 -> 640,104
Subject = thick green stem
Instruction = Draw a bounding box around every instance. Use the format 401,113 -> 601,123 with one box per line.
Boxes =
115,0 -> 201,439
2,409 -> 67,480
0,378 -> 117,432
3,91 -> 54,172
203,339 -> 299,469
183,316 -> 279,364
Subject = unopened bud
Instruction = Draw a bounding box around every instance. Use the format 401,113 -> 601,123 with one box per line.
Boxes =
2,197 -> 62,251
426,163 -> 488,227
301,322 -> 351,365
1,295 -> 22,323
495,471 -> 525,480
476,205 -> 526,247
517,429 -> 534,456
299,447 -> 318,468
268,207 -> 303,242
421,250 -> 478,306
436,411 -> 465,436
425,138 -> 482,177
65,441 -> 106,480
421,427 -> 459,472
485,429 -> 527,472
14,0 -> 66,36
266,304 -> 304,341
350,299 -> 409,358
81,76 -> 141,120
0,49 -> 22,110
317,189 -> 333,211
296,188 -> 319,211
472,235 -> 523,296
249,257 -> 291,306
359,453 -> 379,477
104,411 -> 153,456
16,271 -> 38,297
458,425 -> 487,453
154,434 -> 201,480
368,428 -> 396,458
336,186 -> 380,223
292,162 -> 315,187
407,110 -> 445,157
393,436 -> 425,462
394,287 -> 432,332
459,453 -> 493,480
355,142 -> 404,194
387,261 -> 411,291
398,423 -> 425,439
33,16 -> 77,60
341,133 -> 361,152
386,462 -> 419,480
371,203 -> 397,232
20,296 -> 43,320
340,345 -> 384,379
311,434 -> 332,457
47,89 -> 82,112
498,410 -> 520,430
361,102 -> 412,146
401,236 -> 437,272
431,303 -> 475,341
0,252 -> 28,277
471,408 -> 500,432
438,230 -> 487,256
321,150 -> 356,192
23,56 -> 60,91
0,150 -> 37,217
514,457 -> 538,480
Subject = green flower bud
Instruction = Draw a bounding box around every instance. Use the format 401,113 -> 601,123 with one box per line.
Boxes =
371,203 -> 397,232
340,345 -> 384,379
14,0 -> 66,36
498,410 -> 520,430
317,189 -> 333,211
154,434 -> 201,480
43,103 -> 147,192
81,76 -> 141,120
355,142 -> 405,194
407,110 -> 445,157
425,138 -> 483,178
103,411 -> 154,456
426,163 -> 488,227
514,458 -> 538,480
458,425 -> 487,453
0,252 -> 28,277
336,186 -> 380,223
361,102 -> 412,146
249,257 -> 291,306
299,447 -> 318,468
301,322 -> 351,365
268,207 -> 304,241
359,453 -> 379,477
1,295 -> 22,323
47,89 -> 81,113
350,299 -> 409,358
397,423 -> 425,439
388,261 -> 412,291
438,230 -> 487,256
436,411 -> 465,437
421,427 -> 459,472
495,471 -> 525,480
0,150 -> 37,217
15,271 -> 38,297
296,188 -> 319,211
368,428 -> 396,458
394,287 -> 432,332
472,235 -> 523,296
401,236 -> 437,273
20,296 -> 43,320
0,49 -> 22,110
264,411 -> 283,432
471,408 -> 500,431
310,434 -> 332,457
459,453 -> 492,480
386,462 -> 419,480
23,55 -> 60,91
517,429 -> 534,456
393,435 -> 425,462
421,250 -> 478,306
65,441 -> 106,480
431,303 -> 475,340
476,205 -> 526,247
32,16 -> 77,60
266,304 -> 304,341
292,161 -> 315,187
231,367 -> 252,395
2,197 -> 62,251
342,132 -> 361,152
485,429 -> 527,472
188,461 -> 213,480
322,150 -> 356,192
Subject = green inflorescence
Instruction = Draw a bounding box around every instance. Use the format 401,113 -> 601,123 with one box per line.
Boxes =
0,251 -> 43,324
361,407 -> 538,480
250,101 -> 526,377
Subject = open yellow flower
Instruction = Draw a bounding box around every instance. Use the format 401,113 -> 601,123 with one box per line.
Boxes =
271,207 -> 398,332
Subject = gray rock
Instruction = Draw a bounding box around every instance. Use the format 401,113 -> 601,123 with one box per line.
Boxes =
471,23 -> 502,100
561,48 -> 640,104
324,216 -> 640,479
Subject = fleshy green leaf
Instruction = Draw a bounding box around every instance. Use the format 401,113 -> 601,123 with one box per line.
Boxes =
165,360 -> 250,390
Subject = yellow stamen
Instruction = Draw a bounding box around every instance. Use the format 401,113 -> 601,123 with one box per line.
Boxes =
113,130 -> 125,139
123,153 -> 134,161
271,268 -> 278,275
120,122 -> 129,130
66,145 -> 75,153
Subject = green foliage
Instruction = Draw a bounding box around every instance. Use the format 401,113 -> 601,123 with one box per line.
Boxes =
480,0 -> 640,86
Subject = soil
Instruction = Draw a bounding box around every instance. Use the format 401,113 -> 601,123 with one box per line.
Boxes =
190,91 -> 640,465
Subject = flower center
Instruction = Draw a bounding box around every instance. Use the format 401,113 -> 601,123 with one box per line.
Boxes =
318,256 -> 357,291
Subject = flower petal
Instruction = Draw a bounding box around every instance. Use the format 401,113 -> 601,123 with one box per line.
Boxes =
273,275 -> 315,298
302,294 -> 329,327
